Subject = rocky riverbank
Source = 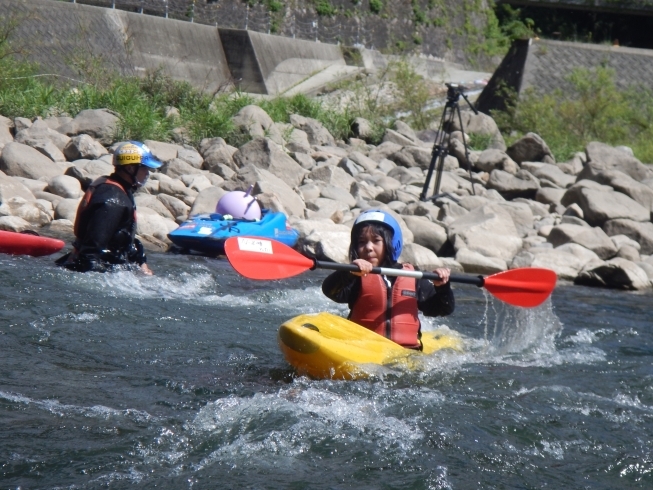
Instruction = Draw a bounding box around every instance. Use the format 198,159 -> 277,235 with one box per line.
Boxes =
1,106 -> 652,290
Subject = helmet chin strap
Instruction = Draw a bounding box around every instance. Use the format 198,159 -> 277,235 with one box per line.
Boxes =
116,165 -> 141,188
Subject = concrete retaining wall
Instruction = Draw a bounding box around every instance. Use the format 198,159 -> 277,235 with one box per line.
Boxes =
4,0 -> 350,96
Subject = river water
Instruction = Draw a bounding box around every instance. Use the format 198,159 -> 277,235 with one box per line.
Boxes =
1,252 -> 652,489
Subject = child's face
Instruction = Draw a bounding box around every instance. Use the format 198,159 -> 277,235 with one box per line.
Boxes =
356,226 -> 385,267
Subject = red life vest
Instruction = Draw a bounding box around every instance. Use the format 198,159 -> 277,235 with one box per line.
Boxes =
349,264 -> 421,349
74,176 -> 132,238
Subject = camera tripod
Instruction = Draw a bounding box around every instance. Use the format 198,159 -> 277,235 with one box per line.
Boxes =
419,83 -> 478,202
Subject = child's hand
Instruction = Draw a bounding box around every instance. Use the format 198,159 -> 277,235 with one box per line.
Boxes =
351,259 -> 374,276
432,268 -> 450,286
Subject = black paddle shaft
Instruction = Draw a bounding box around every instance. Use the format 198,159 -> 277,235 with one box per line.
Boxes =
313,261 -> 485,287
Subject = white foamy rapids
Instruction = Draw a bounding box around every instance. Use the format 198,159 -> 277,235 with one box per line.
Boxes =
0,390 -> 155,424
60,267 -> 220,302
247,286 -> 349,315
180,383 -> 432,472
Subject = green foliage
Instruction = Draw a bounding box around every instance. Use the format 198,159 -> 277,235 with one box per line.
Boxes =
266,0 -> 284,12
315,0 -> 337,16
493,66 -> 653,162
389,59 -> 432,130
369,0 -> 383,14
495,4 -> 536,41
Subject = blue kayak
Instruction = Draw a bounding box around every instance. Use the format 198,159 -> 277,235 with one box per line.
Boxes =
168,210 -> 299,255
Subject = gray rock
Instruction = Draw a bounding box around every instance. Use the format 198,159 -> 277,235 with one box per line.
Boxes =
562,182 -> 650,227
201,138 -> 238,172
582,168 -> 653,211
448,204 -> 523,262
603,219 -> 653,255
306,197 -> 350,220
189,186 -> 227,216
575,257 -> 651,290
456,248 -> 507,274
31,140 -> 66,163
531,244 -> 602,280
563,203 -> 584,219
487,169 -> 540,200
382,129 -> 417,147
58,109 -> 119,145
137,208 -> 178,242
320,184 -> 356,208
368,141 -> 402,163
54,198 -> 81,221
236,165 -> 305,217
0,173 -> 35,203
291,152 -> 316,170
610,234 -> 640,251
289,114 -> 335,146
617,244 -> 640,262
286,128 -> 312,154
234,138 -> 308,187
0,142 -> 63,180
506,132 -> 555,164
449,110 -> 506,150
47,175 -> 82,199
177,147 -> 204,169
351,117 -> 374,141
582,141 -> 653,182
521,162 -> 575,188
143,140 -> 181,163
0,115 -> 14,149
157,194 -> 190,222
15,120 -> 71,152
63,134 -> 108,161
0,215 -> 32,232
402,215 -> 448,255
160,158 -> 203,179
510,250 -> 535,268
389,146 -> 433,169
348,151 -> 378,172
135,194 -> 175,220
535,187 -> 565,206
547,223 -> 617,259
399,243 -> 445,270
308,164 -> 355,190
337,157 -> 363,177
475,149 -> 519,174
0,197 -> 51,226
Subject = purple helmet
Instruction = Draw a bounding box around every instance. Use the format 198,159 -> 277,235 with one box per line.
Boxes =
216,190 -> 261,220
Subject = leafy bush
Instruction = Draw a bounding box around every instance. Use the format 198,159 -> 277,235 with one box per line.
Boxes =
369,0 -> 383,14
493,66 -> 653,163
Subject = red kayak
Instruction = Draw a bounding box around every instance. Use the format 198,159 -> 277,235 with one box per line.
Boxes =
0,230 -> 65,257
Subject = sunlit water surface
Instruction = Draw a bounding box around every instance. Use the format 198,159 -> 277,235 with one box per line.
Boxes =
1,252 -> 652,489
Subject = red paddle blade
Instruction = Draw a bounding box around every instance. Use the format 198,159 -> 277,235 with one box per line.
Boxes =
483,268 -> 557,308
224,236 -> 314,280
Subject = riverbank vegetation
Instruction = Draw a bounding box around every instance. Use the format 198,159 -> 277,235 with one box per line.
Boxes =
1,13 -> 652,163
492,66 -> 653,163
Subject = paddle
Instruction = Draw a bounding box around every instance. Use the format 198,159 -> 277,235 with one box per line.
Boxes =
224,236 -> 557,308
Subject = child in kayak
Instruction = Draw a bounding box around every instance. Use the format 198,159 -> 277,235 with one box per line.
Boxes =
322,209 -> 454,350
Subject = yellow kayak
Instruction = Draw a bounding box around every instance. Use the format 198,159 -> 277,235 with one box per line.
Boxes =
278,312 -> 463,380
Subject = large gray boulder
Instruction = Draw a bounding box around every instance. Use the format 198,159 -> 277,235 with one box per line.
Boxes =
581,168 -> 653,211
487,169 -> 540,200
547,223 -> 618,260
0,142 -> 63,180
575,257 -> 651,290
603,219 -> 653,255
0,115 -> 13,149
521,162 -> 575,188
562,181 -> 650,226
201,137 -> 238,172
289,114 -> 335,146
475,149 -> 519,174
234,138 -> 307,187
0,197 -> 51,226
449,110 -> 506,150
58,109 -> 120,145
399,243 -> 445,270
15,119 -> 71,152
189,186 -> 227,216
389,146 -> 433,169
308,164 -> 355,190
47,175 -> 82,199
402,215 -> 448,255
455,248 -> 507,274
232,105 -> 284,145
236,164 -> 305,217
0,173 -> 35,203
63,134 -> 108,161
581,141 -> 653,182
448,204 -> 523,262
294,218 -> 350,262
135,194 -> 175,220
506,132 -> 555,164
531,244 -> 602,280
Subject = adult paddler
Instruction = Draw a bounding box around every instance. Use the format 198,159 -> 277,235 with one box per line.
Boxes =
56,141 -> 162,274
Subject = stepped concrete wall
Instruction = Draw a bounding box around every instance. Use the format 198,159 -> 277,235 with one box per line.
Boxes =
4,0 -> 349,96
